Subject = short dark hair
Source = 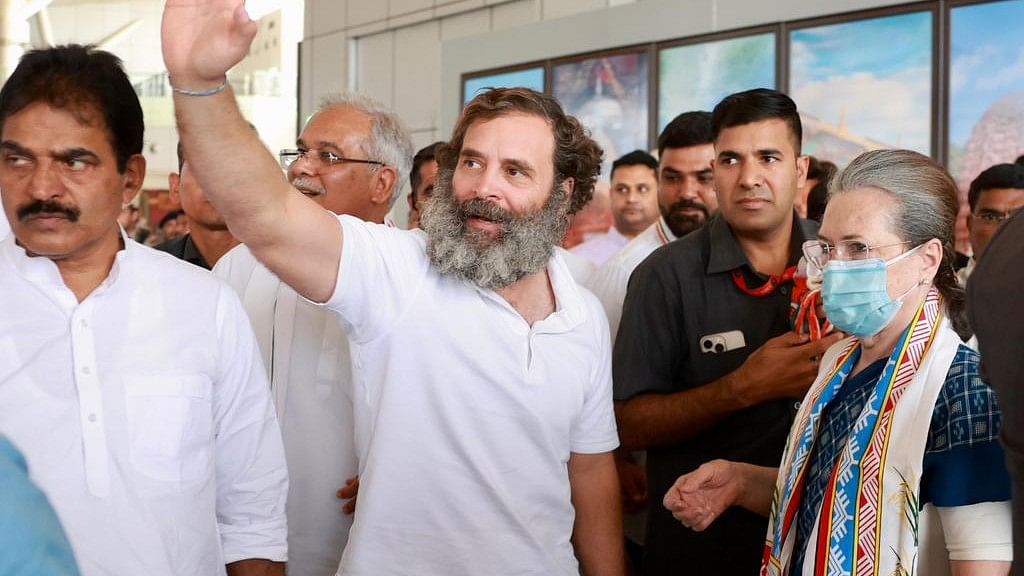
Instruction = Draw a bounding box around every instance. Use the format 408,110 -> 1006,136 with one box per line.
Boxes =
0,44 -> 143,173
440,87 -> 603,215
806,181 -> 832,224
159,209 -> 184,229
611,150 -> 658,180
711,88 -> 802,154
657,111 -> 712,157
410,141 -> 444,198
968,162 -> 1024,211
807,156 -> 837,183
176,140 -> 185,172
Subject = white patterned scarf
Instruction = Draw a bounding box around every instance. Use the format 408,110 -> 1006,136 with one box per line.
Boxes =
762,288 -> 961,576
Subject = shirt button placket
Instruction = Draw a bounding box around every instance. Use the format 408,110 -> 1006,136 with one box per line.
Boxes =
71,304 -> 110,498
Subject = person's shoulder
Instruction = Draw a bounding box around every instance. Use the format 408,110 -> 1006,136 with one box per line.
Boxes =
632,223 -> 708,281
131,240 -> 223,290
153,235 -> 186,256
929,344 -> 999,451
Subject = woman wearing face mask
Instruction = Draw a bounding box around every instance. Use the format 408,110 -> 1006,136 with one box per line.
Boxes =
663,149 -> 1012,576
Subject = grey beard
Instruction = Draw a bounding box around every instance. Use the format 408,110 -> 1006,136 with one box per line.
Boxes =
420,168 -> 569,290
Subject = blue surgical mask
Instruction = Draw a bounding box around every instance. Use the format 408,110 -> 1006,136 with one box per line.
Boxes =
822,246 -> 921,338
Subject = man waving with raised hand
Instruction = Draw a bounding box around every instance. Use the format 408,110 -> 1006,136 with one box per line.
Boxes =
163,2 -> 625,575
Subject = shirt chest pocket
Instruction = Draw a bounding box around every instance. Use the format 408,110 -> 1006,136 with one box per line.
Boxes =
124,374 -> 214,484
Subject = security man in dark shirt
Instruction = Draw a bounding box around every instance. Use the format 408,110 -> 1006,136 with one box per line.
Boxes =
155,141 -> 238,269
613,89 -> 842,575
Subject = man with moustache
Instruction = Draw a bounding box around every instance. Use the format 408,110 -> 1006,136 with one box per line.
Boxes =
214,92 -> 412,576
161,3 -> 622,574
0,44 -> 287,575
613,89 -> 842,575
588,111 -> 716,340
586,111 -> 716,570
156,141 -> 239,268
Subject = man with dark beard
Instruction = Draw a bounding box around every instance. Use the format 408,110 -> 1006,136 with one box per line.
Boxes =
588,111 -> 715,340
586,110 -> 715,572
161,3 -> 623,574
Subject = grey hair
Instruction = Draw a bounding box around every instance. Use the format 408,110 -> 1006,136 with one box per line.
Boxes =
314,93 -> 414,207
829,149 -> 968,337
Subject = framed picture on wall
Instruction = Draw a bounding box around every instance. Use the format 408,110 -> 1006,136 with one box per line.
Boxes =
462,65 -> 546,105
552,48 -> 650,176
788,8 -> 935,167
948,0 -> 1024,186
657,30 -> 777,132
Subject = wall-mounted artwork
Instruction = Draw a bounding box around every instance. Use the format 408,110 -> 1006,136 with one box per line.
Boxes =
789,11 -> 933,166
463,67 -> 545,105
949,0 -> 1024,187
658,33 -> 776,131
553,51 -> 649,176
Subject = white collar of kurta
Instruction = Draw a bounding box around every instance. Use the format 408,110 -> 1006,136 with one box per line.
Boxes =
2,226 -> 135,306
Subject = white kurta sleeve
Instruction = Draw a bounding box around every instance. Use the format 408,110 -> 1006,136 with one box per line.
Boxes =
211,283 -> 289,564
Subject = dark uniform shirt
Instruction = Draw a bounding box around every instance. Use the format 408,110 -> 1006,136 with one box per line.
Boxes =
613,213 -> 818,576
155,234 -> 210,270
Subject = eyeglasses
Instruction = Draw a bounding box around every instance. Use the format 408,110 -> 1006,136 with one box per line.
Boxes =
972,208 -> 1022,225
279,148 -> 385,170
802,239 -> 913,269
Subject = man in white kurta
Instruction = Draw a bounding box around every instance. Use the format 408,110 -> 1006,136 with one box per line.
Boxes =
0,44 -> 287,576
0,233 -> 288,575
215,93 -> 413,576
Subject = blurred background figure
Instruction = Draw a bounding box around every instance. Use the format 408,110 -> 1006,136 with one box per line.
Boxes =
407,141 -> 442,229
155,141 -> 240,269
959,161 -> 1024,283
796,156 -> 836,220
562,185 -> 613,249
571,150 -> 660,266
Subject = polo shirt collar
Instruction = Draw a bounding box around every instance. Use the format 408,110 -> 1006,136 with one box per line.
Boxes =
471,248 -> 586,334
705,212 -> 817,275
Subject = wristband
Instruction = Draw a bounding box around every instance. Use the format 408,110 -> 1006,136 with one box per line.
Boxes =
171,78 -> 228,97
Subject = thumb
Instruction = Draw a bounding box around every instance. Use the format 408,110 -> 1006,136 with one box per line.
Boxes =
231,3 -> 258,45
776,330 -> 811,347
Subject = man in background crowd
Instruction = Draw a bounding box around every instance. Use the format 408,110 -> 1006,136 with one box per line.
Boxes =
613,89 -> 840,575
587,111 -> 715,572
156,141 -> 239,268
215,92 -> 412,576
571,150 -> 660,266
959,161 -> 1024,283
407,141 -> 442,229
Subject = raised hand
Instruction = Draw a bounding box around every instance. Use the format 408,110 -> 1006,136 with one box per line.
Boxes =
161,0 -> 258,88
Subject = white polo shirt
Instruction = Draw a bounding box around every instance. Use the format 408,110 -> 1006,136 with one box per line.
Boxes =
329,215 -> 619,576
0,233 -> 288,576
0,208 -> 9,239
587,217 -> 676,342
215,244 -> 358,576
